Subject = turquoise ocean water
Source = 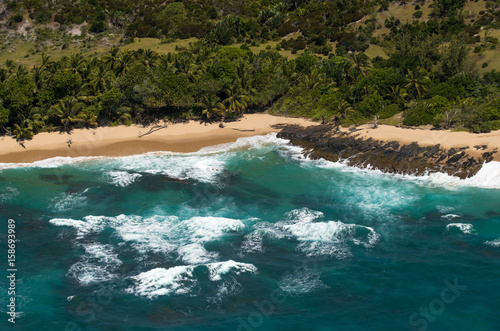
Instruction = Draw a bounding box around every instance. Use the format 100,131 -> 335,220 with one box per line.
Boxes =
1,133 -> 500,330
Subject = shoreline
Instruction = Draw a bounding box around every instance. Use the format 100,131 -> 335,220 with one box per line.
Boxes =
1,115 -> 499,174
342,124 -> 500,162
0,114 -> 315,164
278,124 -> 500,179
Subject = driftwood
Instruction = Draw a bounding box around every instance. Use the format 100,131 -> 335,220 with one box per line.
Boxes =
138,124 -> 168,138
232,128 -> 255,132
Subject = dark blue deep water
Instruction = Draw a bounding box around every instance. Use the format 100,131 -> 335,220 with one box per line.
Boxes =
1,134 -> 500,331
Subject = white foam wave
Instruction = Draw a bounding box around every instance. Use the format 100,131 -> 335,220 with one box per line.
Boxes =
285,208 -> 324,224
0,134 -> 286,172
0,187 -> 19,203
68,244 -> 121,285
279,268 -> 327,295
107,154 -> 225,183
0,156 -> 102,170
386,161 -> 500,190
198,132 -> 290,154
441,214 -> 462,221
241,225 -> 285,253
178,243 -> 218,264
127,266 -> 197,298
446,223 -> 474,234
106,171 -> 142,187
284,221 -> 379,257
50,214 -> 245,264
241,208 -> 379,258
50,216 -> 108,239
293,147 -> 500,190
51,192 -> 88,212
206,260 -> 257,281
184,216 -> 245,243
127,260 -> 257,298
484,239 -> 500,247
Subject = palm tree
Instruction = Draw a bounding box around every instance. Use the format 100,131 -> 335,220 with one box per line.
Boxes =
386,85 -> 408,105
297,69 -> 326,90
40,53 -> 52,69
103,47 -> 120,70
336,98 -> 354,118
223,85 -> 250,115
347,52 -> 370,109
405,68 -> 430,102
78,107 -> 99,128
23,105 -> 46,132
49,97 -> 84,132
141,49 -> 158,68
115,50 -> 134,77
87,64 -> 114,95
200,95 -> 224,122
12,122 -> 34,142
68,53 -> 86,75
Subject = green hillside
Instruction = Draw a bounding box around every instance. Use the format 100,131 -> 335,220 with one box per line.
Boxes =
1,0 -> 500,141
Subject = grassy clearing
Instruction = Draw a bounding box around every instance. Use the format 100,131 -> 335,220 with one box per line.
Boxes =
119,37 -> 197,54
365,44 -> 388,59
379,112 -> 403,126
0,34 -> 123,67
371,0 -> 433,38
0,36 -> 313,68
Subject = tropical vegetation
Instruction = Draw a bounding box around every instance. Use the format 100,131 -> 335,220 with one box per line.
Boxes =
1,0 -> 500,141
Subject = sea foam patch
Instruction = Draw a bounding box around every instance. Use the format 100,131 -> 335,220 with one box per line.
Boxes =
127,261 -> 257,299
484,239 -> 500,247
279,267 -> 327,295
50,214 -> 246,264
51,192 -> 88,212
104,154 -> 226,183
106,171 -> 142,187
0,187 -> 19,203
126,266 -> 197,298
0,156 -> 102,170
198,132 -> 290,154
206,260 -> 257,281
241,208 -> 380,258
446,223 -> 474,234
284,220 -> 379,257
68,243 -> 122,285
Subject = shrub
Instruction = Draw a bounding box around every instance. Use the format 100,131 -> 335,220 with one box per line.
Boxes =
35,11 -> 52,24
379,103 -> 401,119
89,21 -> 105,34
10,13 -> 23,24
403,96 -> 450,126
413,11 -> 423,18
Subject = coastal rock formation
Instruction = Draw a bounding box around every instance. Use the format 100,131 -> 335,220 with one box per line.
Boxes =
277,124 -> 497,179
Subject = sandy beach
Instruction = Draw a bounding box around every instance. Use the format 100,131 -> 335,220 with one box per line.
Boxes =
1,114 -> 500,163
345,124 -> 500,161
0,114 -> 315,163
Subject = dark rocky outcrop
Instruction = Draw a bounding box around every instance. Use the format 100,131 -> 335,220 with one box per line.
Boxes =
277,124 -> 497,179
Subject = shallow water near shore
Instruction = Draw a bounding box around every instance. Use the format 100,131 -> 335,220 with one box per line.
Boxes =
1,133 -> 500,330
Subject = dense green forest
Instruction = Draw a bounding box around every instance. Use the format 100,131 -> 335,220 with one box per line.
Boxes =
2,0 -> 500,141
